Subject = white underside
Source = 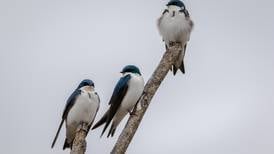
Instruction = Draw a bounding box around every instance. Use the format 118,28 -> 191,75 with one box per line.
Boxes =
158,6 -> 193,68
111,73 -> 144,129
66,90 -> 99,143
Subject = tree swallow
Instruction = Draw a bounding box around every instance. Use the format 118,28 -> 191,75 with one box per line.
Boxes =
157,0 -> 194,75
92,65 -> 144,137
51,79 -> 100,150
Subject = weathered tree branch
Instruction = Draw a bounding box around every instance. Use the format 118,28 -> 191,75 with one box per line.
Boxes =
111,43 -> 182,154
70,123 -> 88,154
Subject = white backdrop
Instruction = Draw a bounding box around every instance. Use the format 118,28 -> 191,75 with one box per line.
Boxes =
0,0 -> 274,153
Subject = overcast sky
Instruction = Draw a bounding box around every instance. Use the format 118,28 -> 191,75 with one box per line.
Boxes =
1,0 -> 274,154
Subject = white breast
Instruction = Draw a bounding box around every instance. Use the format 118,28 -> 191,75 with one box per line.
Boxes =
66,90 -> 99,143
111,74 -> 145,127
67,91 -> 99,126
120,74 -> 144,111
158,7 -> 193,45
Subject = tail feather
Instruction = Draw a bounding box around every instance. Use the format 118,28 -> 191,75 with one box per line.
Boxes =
111,128 -> 116,137
100,119 -> 111,137
51,119 -> 64,149
172,61 -> 185,75
179,44 -> 187,74
107,124 -> 116,138
172,65 -> 178,75
92,110 -> 111,137
63,138 -> 71,150
92,110 -> 109,130
179,60 -> 185,74
174,44 -> 187,75
100,105 -> 120,137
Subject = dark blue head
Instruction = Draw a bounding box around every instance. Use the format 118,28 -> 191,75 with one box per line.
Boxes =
121,65 -> 141,75
167,0 -> 185,8
77,79 -> 95,89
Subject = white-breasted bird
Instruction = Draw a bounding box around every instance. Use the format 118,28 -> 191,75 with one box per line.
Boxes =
157,0 -> 194,75
51,79 -> 100,150
92,65 -> 144,137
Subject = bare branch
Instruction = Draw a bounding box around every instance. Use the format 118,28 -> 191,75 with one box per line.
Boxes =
111,43 -> 182,154
70,123 -> 89,154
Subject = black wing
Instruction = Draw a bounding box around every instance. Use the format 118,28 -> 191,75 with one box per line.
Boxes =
51,89 -> 81,148
92,75 -> 131,136
62,89 -> 81,119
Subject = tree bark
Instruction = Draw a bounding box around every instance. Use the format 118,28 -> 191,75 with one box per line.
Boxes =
70,123 -> 88,154
111,43 -> 182,154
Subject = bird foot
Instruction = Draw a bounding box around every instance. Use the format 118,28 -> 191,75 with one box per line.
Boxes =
78,122 -> 88,133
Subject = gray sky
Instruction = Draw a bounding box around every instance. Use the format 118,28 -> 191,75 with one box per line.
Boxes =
1,0 -> 274,153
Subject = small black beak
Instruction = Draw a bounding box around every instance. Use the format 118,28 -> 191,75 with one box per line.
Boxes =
172,11 -> 175,17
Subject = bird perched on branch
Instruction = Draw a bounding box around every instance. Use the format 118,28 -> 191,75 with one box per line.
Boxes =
92,65 -> 144,137
51,79 -> 100,150
157,0 -> 194,75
